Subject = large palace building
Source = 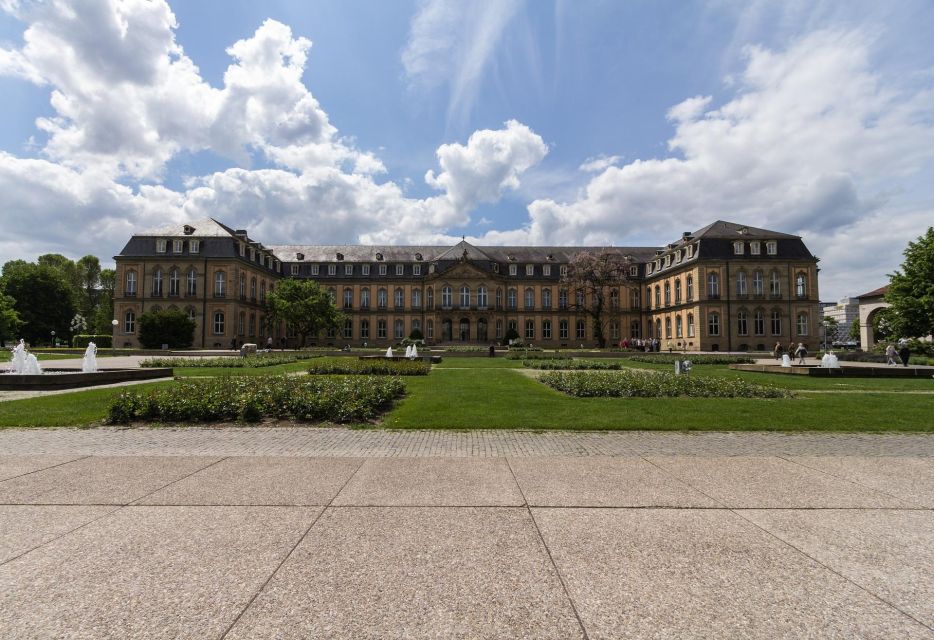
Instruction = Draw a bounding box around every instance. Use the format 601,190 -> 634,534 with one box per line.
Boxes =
113,219 -> 820,351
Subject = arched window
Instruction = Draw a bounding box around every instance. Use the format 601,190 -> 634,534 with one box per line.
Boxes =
238,312 -> 245,336
737,271 -> 747,296
686,275 -> 694,301
124,310 -> 136,333
524,288 -> 534,310
213,311 -> 225,335
426,319 -> 433,339
771,310 -> 782,335
260,281 -> 266,303
426,287 -> 433,309
753,270 -> 763,296
707,273 -> 720,298
676,315 -> 683,338
394,287 -> 404,308
664,282 -> 670,306
249,313 -> 256,336
795,273 -> 808,298
460,285 -> 470,308
214,271 -> 225,296
542,288 -> 552,309
797,312 -> 809,336
576,289 -> 585,307
525,319 -> 535,339
377,287 -> 388,309
543,319 -> 552,339
343,288 -> 353,309
412,288 -> 422,308
441,285 -> 452,308
559,288 -> 568,310
239,272 -> 246,298
559,319 -> 569,339
477,286 -> 487,308
576,319 -> 586,339
737,310 -> 748,335
360,319 -> 370,339
125,270 -> 137,296
654,318 -> 662,338
630,289 -> 641,309
169,268 -> 179,296
770,271 -> 781,296
654,286 -> 661,307
708,312 -> 720,336
687,313 -> 695,337
152,269 -> 163,296
665,317 -> 672,338
674,280 -> 681,304
610,289 -> 619,310
507,288 -> 517,309
250,277 -> 257,301
394,319 -> 404,339
754,310 -> 765,335
495,287 -> 503,309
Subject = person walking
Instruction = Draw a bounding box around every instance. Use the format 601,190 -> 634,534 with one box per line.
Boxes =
773,342 -> 783,360
794,342 -> 807,365
898,340 -> 911,367
885,344 -> 899,366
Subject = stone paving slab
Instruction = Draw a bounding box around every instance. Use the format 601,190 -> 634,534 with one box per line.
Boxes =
743,509 -> 934,629
332,458 -> 524,505
509,456 -> 719,507
140,456 -> 362,506
0,505 -> 115,564
0,506 -> 320,640
0,454 -> 84,481
646,456 -> 912,508
0,456 -> 221,505
788,456 -> 934,508
533,508 -> 933,639
0,427 -> 933,457
225,506 -> 585,639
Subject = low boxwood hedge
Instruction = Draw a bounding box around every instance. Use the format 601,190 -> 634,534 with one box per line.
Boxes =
140,354 -> 317,368
540,370 -> 792,398
625,354 -> 755,365
307,358 -> 430,375
108,375 -> 405,424
524,359 -> 627,370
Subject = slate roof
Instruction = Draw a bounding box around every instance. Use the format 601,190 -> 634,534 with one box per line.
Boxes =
691,220 -> 799,240
139,218 -> 240,238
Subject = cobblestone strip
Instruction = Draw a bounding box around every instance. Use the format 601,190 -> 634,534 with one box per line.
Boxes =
0,427 -> 932,457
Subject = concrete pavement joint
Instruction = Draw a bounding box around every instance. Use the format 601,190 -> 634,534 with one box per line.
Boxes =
0,455 -> 90,484
126,457 -> 229,506
777,454 -> 920,505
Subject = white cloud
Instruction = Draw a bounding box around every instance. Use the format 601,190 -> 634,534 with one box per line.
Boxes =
578,155 -> 622,173
402,0 -> 523,125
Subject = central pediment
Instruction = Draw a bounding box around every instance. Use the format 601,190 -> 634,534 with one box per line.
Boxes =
430,261 -> 494,281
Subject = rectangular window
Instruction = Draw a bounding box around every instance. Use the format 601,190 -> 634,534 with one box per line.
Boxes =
249,248 -> 255,262
173,239 -> 183,253
771,311 -> 782,335
362,264 -> 370,276
413,264 -> 421,276
189,240 -> 200,254
377,319 -> 387,339
543,320 -> 552,339
311,265 -> 320,276
155,239 -> 167,253
543,265 -> 551,276
708,313 -> 720,336
396,264 -> 404,276
328,264 -> 336,276
394,319 -> 404,339
559,320 -> 568,339
560,265 -> 568,277
687,245 -> 694,258
291,264 -> 299,275
797,313 -> 808,336
509,264 -> 517,276
750,242 -> 761,255
345,264 -> 353,275
576,320 -> 585,340
630,266 -> 638,276
733,242 -> 744,255
766,241 -> 777,255
360,320 -> 369,339
426,320 -> 433,339
239,243 -> 246,257
343,319 -> 353,339
526,265 -> 534,276
525,319 -> 535,339
379,264 -> 387,275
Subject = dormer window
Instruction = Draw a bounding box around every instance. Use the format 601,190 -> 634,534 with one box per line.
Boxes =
647,263 -> 653,275
239,243 -> 246,257
674,251 -> 682,264
526,265 -> 534,276
430,263 -> 437,274
507,255 -> 516,261
362,264 -> 370,276
686,244 -> 694,258
509,264 -> 517,276
739,226 -> 749,235
413,264 -> 422,276
336,252 -> 344,261
379,264 -> 387,275
492,264 -> 499,273
559,265 -> 568,277
375,252 -> 383,261
664,256 -> 671,267
249,248 -> 255,261
543,265 -> 551,276
630,265 -> 638,276
311,265 -> 319,275
189,240 -> 200,254
766,241 -> 777,255
396,264 -> 404,276
156,239 -> 167,253
328,264 -> 336,275
183,225 -> 195,235
733,241 -> 744,255
344,264 -> 353,275
173,240 -> 183,253
291,264 -> 299,275
415,253 -> 423,261
296,252 -> 304,261
750,241 -> 761,255
546,254 -> 554,261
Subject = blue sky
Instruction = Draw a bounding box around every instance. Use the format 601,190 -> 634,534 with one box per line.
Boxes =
1,0 -> 933,300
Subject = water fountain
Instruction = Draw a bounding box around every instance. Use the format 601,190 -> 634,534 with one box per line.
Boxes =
81,341 -> 98,373
8,340 -> 42,375
820,351 -> 840,368
404,345 -> 412,358
385,346 -> 393,358
410,344 -> 418,359
781,354 -> 792,368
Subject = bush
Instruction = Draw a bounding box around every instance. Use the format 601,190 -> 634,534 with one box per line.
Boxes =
72,334 -> 112,348
408,329 -> 424,340
140,354 -> 317,368
524,359 -> 627,370
625,354 -> 755,365
502,327 -> 519,346
107,375 -> 406,424
443,346 -> 487,352
307,357 -> 430,375
540,370 -> 792,398
137,310 -> 195,349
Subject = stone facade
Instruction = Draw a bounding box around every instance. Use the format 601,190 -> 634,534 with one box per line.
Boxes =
113,219 -> 821,351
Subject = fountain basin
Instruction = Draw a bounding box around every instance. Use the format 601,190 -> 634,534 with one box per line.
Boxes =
0,368 -> 173,391
729,364 -> 933,378
358,355 -> 442,364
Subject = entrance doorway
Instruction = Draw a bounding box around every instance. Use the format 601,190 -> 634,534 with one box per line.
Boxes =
442,319 -> 453,342
459,318 -> 470,341
477,318 -> 488,342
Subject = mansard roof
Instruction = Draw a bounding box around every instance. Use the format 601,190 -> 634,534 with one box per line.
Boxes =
691,220 -> 799,240
139,218 -> 240,238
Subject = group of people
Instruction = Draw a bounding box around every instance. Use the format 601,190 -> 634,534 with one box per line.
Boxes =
773,341 -> 809,365
885,339 -> 911,367
618,337 -> 661,352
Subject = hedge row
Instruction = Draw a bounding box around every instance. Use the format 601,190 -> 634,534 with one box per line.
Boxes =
307,358 -> 430,375
72,334 -> 113,348
539,370 -> 791,398
108,375 -> 406,423
523,359 -> 628,370
139,354 -> 317,368
625,354 -> 755,365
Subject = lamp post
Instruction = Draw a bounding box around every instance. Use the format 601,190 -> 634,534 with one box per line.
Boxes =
111,319 -> 119,357
50,330 -> 55,349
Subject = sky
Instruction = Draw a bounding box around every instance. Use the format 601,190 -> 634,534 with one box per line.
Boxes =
1,0 -> 933,301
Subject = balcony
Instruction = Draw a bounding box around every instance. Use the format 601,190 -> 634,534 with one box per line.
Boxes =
707,293 -> 720,300
770,293 -> 782,299
213,292 -> 226,298
124,291 -> 137,298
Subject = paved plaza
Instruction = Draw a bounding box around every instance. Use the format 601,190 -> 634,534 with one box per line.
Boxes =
0,428 -> 932,638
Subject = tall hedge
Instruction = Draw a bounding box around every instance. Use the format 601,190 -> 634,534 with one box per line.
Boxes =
72,334 -> 112,348
137,310 -> 195,349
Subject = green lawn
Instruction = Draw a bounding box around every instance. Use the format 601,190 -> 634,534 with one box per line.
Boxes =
171,360 -> 315,377
1,357 -> 932,430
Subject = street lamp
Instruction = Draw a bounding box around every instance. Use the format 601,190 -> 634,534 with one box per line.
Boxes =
111,319 -> 119,357
50,330 -> 55,349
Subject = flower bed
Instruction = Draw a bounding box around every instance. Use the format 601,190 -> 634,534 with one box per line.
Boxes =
307,358 -> 430,375
625,354 -> 755,365
540,370 -> 792,398
108,375 -> 405,423
140,354 -> 317,368
524,359 -> 627,370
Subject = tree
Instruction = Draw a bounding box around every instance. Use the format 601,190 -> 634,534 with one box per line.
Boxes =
871,308 -> 895,343
76,255 -> 102,317
137,310 -> 196,348
886,227 -> 934,339
821,316 -> 839,345
849,318 -> 861,342
0,261 -> 75,345
0,293 -> 22,346
91,268 -> 116,333
562,251 -> 632,348
265,279 -> 343,347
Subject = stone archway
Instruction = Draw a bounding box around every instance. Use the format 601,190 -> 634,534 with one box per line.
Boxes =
860,303 -> 889,350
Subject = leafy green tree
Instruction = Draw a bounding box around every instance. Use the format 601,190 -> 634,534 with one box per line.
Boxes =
91,268 -> 116,333
265,279 -> 343,347
0,261 -> 75,345
137,310 -> 196,348
871,308 -> 895,342
849,318 -> 861,342
886,227 -> 934,338
0,293 -> 22,346
76,255 -> 102,317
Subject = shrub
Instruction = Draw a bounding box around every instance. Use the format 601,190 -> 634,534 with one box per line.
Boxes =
72,334 -> 113,348
107,375 -> 406,424
137,310 -> 195,349
540,370 -> 792,398
307,357 -> 430,375
140,354 -> 317,368
502,327 -> 519,345
408,329 -> 424,340
524,359 -> 627,370
443,346 -> 487,352
504,347 -> 546,359
625,354 -> 755,365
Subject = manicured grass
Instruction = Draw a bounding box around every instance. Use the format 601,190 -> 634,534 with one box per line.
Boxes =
171,360 -> 316,377
435,357 -> 523,369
